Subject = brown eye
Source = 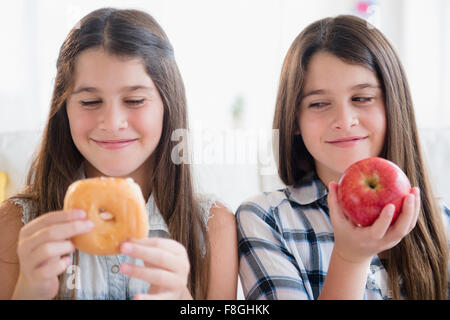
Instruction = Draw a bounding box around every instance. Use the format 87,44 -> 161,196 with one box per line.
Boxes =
309,102 -> 328,108
352,97 -> 373,103
125,99 -> 145,107
80,100 -> 101,107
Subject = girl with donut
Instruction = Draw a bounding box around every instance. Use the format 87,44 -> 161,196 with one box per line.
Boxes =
236,15 -> 449,299
0,8 -> 238,300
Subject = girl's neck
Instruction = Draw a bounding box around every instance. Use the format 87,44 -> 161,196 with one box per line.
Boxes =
315,165 -> 342,190
83,160 -> 153,201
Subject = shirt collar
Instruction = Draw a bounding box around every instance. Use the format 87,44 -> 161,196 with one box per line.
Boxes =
286,170 -> 328,205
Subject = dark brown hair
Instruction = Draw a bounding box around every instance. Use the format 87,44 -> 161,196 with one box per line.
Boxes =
273,15 -> 448,299
15,8 -> 210,299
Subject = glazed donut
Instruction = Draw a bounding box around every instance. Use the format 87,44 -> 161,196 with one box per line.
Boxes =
63,177 -> 149,255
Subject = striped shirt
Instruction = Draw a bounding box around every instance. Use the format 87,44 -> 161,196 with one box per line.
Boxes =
236,171 -> 450,300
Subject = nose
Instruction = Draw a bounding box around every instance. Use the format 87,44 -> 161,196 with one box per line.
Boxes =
97,102 -> 128,132
331,102 -> 359,130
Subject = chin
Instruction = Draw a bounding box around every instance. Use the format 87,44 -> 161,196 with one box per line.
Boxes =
92,161 -> 139,178
327,154 -> 372,174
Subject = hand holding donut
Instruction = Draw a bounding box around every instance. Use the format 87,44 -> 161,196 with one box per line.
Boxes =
63,177 -> 149,255
119,238 -> 192,300
63,177 -> 190,299
13,209 -> 93,300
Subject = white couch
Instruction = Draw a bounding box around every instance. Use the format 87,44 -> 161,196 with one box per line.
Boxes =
1,128 -> 449,205
193,127 -> 450,207
0,131 -> 42,200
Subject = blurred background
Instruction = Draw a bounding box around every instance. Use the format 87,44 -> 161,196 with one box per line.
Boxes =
1,0 -> 450,211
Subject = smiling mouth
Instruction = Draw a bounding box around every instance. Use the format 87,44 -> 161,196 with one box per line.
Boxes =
327,136 -> 367,143
91,138 -> 138,150
326,136 -> 368,147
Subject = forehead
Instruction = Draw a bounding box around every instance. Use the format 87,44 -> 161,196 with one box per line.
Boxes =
72,47 -> 153,90
303,51 -> 380,91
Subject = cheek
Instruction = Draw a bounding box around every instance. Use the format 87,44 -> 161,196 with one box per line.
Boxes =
131,104 -> 164,140
367,105 -> 387,147
67,107 -> 94,140
299,114 -> 324,151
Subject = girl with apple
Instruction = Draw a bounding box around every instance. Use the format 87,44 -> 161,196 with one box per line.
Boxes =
237,15 -> 449,300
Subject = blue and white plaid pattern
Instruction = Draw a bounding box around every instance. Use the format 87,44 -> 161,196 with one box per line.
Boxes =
236,171 -> 450,300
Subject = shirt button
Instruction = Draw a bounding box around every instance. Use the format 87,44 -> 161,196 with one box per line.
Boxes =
111,265 -> 120,273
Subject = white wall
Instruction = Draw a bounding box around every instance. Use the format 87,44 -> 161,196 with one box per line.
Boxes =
1,0 -> 450,301
3,0 -> 449,131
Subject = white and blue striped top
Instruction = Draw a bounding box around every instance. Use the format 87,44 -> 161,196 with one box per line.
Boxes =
236,171 -> 450,300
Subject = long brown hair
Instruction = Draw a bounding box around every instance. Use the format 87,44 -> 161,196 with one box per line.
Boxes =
273,15 -> 448,299
15,8 -> 209,299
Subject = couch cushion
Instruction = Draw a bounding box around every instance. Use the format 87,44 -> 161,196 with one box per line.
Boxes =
0,131 -> 42,199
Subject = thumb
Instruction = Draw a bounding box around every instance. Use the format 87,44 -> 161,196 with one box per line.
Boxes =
327,181 -> 348,226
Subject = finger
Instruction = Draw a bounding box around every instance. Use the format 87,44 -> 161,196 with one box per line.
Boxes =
120,263 -> 185,289
120,242 -> 188,274
409,188 -> 421,232
127,237 -> 188,258
30,241 -> 75,270
385,193 -> 416,243
20,210 -> 87,238
328,181 -> 353,227
147,283 -> 164,295
22,220 -> 94,254
31,256 -> 72,281
368,204 -> 395,239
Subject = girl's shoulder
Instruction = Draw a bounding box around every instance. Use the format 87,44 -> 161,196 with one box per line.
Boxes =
439,201 -> 450,236
196,194 -> 234,231
0,199 -> 23,263
6,197 -> 35,225
237,188 -> 290,215
443,203 -> 450,217
0,199 -> 25,230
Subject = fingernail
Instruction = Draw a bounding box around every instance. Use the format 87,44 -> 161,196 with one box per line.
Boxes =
387,204 -> 395,215
408,194 -> 415,205
120,264 -> 130,273
121,243 -> 132,254
64,256 -> 72,265
75,210 -> 86,218
85,221 -> 94,229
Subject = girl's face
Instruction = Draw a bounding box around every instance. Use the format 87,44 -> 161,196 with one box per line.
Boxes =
66,48 -> 164,178
297,51 -> 386,185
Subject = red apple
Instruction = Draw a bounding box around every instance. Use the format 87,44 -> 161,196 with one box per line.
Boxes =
337,157 -> 412,227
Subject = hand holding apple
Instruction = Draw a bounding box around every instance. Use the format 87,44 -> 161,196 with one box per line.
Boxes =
337,157 -> 412,227
327,181 -> 420,264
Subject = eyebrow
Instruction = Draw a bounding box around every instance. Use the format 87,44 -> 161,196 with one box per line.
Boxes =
71,85 -> 154,95
302,89 -> 326,99
352,83 -> 380,90
302,83 -> 380,99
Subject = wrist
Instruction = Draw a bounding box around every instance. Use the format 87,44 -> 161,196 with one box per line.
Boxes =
319,249 -> 372,300
333,246 -> 373,266
12,277 -> 34,300
12,274 -> 53,300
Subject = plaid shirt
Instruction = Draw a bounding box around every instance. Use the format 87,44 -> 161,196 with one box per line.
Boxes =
236,171 -> 450,300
